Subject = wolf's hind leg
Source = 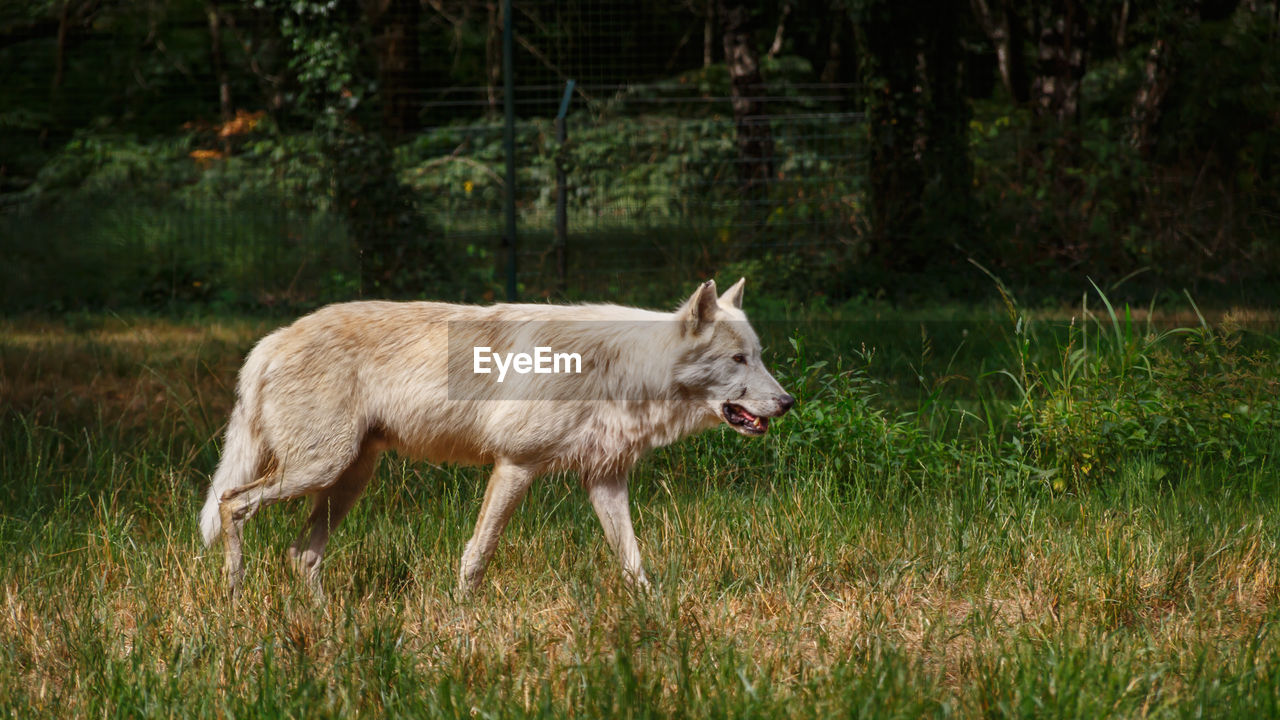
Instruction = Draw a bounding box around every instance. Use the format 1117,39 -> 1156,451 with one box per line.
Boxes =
220,500 -> 247,598
219,475 -> 280,599
586,473 -> 650,591
219,454 -> 352,598
288,441 -> 381,599
457,461 -> 536,596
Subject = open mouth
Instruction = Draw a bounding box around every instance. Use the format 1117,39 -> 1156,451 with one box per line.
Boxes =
722,403 -> 769,435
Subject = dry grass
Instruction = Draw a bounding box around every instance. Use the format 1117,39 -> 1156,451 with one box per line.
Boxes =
1,314 -> 1278,718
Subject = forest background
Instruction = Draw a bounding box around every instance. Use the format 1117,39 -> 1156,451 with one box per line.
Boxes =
2,0 -> 1277,308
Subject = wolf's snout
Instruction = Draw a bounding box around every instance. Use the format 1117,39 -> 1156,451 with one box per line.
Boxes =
776,394 -> 796,414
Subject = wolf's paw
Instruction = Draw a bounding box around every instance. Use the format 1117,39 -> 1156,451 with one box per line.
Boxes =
286,547 -> 327,603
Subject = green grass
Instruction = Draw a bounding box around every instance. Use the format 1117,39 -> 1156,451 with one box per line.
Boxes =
2,201 -> 360,312
1,300 -> 1278,718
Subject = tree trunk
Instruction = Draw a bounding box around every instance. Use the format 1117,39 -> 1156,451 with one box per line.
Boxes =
1005,3 -> 1030,103
971,0 -> 1009,94
923,0 -> 972,238
971,0 -> 1029,103
767,3 -> 789,59
819,16 -> 841,83
1031,0 -> 1088,125
1127,37 -> 1172,152
486,0 -> 500,117
718,1 -> 775,206
207,1 -> 233,127
368,0 -> 421,137
857,2 -> 927,272
48,0 -> 70,136
703,0 -> 714,67
1126,0 -> 1241,153
1114,0 -> 1130,51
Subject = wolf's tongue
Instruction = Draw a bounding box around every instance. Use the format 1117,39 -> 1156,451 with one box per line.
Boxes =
735,406 -> 767,431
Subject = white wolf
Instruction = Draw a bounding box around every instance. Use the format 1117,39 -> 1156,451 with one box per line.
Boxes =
198,278 -> 794,598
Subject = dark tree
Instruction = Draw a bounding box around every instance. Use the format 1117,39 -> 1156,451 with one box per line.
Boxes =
971,0 -> 1030,102
718,1 -> 775,205
856,0 -> 927,272
367,0 -> 423,136
206,1 -> 233,126
854,0 -> 976,277
486,0 -> 501,116
1030,0 -> 1088,125
1128,0 -> 1242,153
922,0 -> 974,251
257,0 -> 454,295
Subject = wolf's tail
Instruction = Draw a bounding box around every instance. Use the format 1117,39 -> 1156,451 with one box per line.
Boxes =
199,346 -> 271,546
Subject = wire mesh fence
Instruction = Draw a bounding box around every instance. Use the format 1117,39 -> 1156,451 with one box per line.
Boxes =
408,92 -> 864,297
406,0 -> 866,299
1,0 -> 866,308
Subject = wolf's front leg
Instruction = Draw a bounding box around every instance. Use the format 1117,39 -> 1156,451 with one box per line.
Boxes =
586,473 -> 650,590
457,460 -> 537,596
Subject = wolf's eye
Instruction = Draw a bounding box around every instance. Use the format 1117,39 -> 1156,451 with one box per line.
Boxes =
732,354 -> 747,364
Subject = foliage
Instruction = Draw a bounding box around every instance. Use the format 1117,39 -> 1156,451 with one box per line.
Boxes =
250,0 -> 371,128
343,128 -> 490,298
400,111 -> 860,236
964,6 -> 1280,290
4,128 -> 352,310
2,0 -> 1280,306
612,55 -> 823,116
987,284 -> 1280,490
968,103 -> 1148,277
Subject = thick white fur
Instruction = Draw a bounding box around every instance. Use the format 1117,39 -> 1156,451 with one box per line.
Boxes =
199,278 -> 792,598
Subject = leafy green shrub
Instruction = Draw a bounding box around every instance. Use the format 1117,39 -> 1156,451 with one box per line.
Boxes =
664,335 -> 966,498
1002,288 -> 1280,487
1027,324 -> 1280,486
326,129 -> 465,299
3,118 -> 486,309
399,112 -> 861,236
771,347 -> 962,485
23,131 -> 199,203
0,127 -> 372,310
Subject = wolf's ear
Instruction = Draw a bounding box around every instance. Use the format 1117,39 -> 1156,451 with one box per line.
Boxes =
680,279 -> 719,335
719,277 -> 746,309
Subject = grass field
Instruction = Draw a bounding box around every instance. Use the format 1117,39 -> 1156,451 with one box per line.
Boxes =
1,298 -> 1278,718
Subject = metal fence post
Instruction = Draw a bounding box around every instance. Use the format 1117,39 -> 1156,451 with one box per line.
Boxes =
502,0 -> 517,302
554,79 -> 575,295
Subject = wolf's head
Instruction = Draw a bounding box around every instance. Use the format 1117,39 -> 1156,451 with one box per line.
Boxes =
671,279 -> 795,436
